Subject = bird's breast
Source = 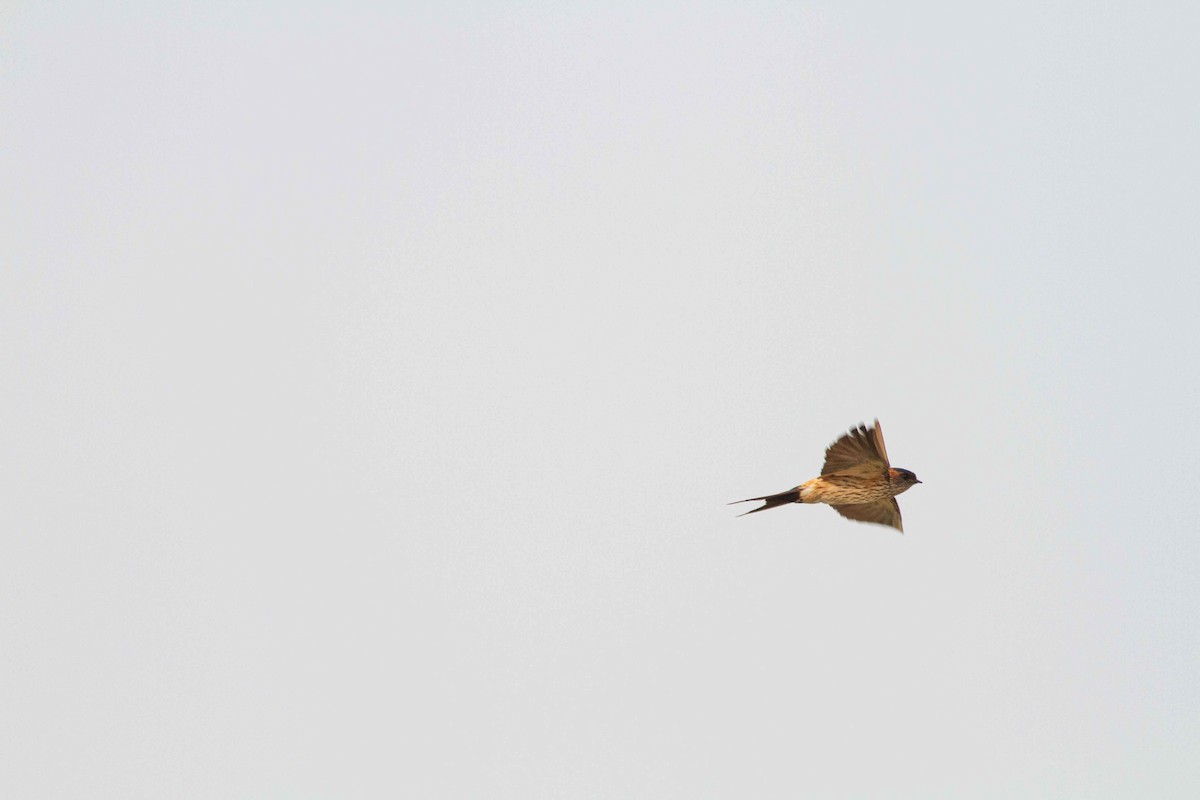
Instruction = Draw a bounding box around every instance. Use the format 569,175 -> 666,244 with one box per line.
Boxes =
809,473 -> 897,505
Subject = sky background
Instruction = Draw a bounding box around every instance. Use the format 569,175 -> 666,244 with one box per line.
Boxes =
3,2 -> 1199,797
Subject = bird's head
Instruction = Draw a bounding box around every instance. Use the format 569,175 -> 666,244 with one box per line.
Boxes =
889,468 -> 922,490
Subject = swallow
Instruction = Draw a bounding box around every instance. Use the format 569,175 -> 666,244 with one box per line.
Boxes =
730,419 -> 920,532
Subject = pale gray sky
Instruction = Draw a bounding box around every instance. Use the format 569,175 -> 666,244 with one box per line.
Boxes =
3,2 -> 1199,798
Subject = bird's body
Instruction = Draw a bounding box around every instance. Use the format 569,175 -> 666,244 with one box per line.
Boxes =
800,471 -> 912,505
730,420 -> 920,532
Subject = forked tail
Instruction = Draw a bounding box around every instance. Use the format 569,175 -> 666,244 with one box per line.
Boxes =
728,488 -> 802,517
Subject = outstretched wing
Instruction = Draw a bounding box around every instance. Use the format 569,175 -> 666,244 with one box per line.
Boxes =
821,419 -> 891,475
830,498 -> 903,533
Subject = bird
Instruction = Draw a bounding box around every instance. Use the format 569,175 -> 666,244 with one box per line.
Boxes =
729,419 -> 920,532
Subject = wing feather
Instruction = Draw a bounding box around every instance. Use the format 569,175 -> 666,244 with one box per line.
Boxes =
830,498 -> 903,532
821,419 -> 891,475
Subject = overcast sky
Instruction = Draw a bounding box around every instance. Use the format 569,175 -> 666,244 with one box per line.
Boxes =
3,2 -> 1199,798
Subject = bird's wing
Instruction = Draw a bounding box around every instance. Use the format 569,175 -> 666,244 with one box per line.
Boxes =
830,498 -> 903,533
821,419 -> 891,474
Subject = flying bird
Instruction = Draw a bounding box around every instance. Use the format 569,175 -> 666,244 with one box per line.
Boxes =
730,420 -> 920,532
